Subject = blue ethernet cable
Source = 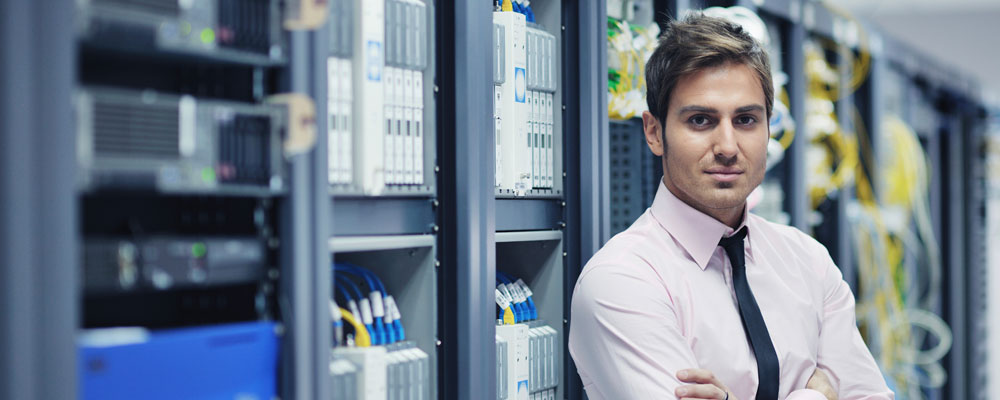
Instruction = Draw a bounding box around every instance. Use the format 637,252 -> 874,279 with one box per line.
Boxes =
335,263 -> 396,344
341,263 -> 396,343
336,275 -> 365,301
339,263 -> 406,343
501,274 -> 529,322
341,263 -> 405,343
496,274 -> 527,323
495,277 -> 520,323
334,266 -> 381,344
499,271 -> 537,321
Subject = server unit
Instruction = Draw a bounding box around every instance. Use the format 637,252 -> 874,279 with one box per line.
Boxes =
76,0 -> 286,64
76,88 -> 287,194
83,236 -> 266,293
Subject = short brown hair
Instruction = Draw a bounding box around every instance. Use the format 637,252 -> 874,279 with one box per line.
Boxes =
645,13 -> 774,126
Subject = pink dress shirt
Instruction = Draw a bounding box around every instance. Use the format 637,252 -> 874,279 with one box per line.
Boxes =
569,181 -> 893,399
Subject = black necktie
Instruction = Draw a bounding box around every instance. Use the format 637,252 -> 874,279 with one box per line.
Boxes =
719,227 -> 779,400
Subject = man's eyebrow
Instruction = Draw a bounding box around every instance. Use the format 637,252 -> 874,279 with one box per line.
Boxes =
676,105 -> 718,115
735,104 -> 766,113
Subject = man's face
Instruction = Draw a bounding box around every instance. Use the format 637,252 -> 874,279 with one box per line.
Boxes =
642,62 -> 769,224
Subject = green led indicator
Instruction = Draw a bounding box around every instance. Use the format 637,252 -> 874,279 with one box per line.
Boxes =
200,28 -> 215,44
191,243 -> 207,258
201,167 -> 215,182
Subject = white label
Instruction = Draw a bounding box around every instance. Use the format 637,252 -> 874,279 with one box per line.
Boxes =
348,300 -> 362,324
370,292 -> 385,317
385,295 -> 401,320
516,279 -> 533,297
178,96 -> 196,157
329,299 -> 342,321
359,298 -> 374,325
496,288 -> 511,310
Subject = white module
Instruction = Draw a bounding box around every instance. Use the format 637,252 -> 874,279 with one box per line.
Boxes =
413,67 -> 424,185
496,324 -> 530,400
403,69 -> 415,184
494,11 -> 530,195
494,85 -> 503,188
328,57 -> 354,185
545,93 -> 553,189
384,66 -> 397,185
353,0 -> 386,195
334,346 -> 388,400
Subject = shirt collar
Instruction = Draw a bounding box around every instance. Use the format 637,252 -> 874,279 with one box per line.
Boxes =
649,179 -> 755,270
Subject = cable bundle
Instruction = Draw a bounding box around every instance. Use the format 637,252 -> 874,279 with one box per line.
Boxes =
848,110 -> 952,399
496,0 -> 535,22
331,263 -> 405,347
803,39 -> 859,209
606,17 -> 657,120
495,271 -> 538,325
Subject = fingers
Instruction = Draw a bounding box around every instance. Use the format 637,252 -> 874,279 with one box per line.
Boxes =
807,369 -> 838,400
675,383 -> 727,399
676,368 -> 724,387
808,368 -> 830,383
676,369 -> 729,399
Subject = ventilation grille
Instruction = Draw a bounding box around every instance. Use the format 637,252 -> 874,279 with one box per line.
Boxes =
217,0 -> 272,54
92,0 -> 180,15
93,100 -> 179,159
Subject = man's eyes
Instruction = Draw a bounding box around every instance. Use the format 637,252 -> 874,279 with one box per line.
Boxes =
688,115 -> 713,127
735,115 -> 758,126
684,114 -> 759,128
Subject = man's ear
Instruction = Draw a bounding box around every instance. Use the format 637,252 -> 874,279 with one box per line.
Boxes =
642,111 -> 664,157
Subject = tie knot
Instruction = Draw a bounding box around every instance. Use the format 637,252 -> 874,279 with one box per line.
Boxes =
718,226 -> 748,252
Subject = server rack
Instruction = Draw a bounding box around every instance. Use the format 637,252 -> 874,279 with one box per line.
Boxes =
437,0 -> 608,399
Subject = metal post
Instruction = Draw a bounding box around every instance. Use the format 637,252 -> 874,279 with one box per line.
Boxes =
785,14 -> 809,230
0,1 -> 77,399
280,30 -> 321,400
311,24 -> 333,400
436,0 -> 496,398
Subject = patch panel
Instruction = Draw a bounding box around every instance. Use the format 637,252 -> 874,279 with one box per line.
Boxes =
496,323 -> 530,400
497,334 -> 509,400
493,13 -> 559,196
331,262 -> 432,399
331,342 -> 430,400
329,0 -> 432,194
331,356 -> 361,400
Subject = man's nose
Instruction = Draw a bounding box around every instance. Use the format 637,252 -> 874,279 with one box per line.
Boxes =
713,121 -> 739,165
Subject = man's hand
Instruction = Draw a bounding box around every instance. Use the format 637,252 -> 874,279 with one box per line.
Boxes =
675,369 -> 735,400
806,369 -> 838,400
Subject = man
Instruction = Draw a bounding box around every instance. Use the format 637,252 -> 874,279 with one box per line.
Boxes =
568,14 -> 893,400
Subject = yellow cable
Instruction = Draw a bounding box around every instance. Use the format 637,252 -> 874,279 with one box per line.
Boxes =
502,307 -> 516,325
339,307 -> 371,347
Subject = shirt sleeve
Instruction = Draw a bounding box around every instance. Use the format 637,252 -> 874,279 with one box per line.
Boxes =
814,245 -> 896,400
568,260 -> 697,400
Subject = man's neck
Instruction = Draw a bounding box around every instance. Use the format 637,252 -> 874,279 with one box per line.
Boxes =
662,178 -> 746,229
